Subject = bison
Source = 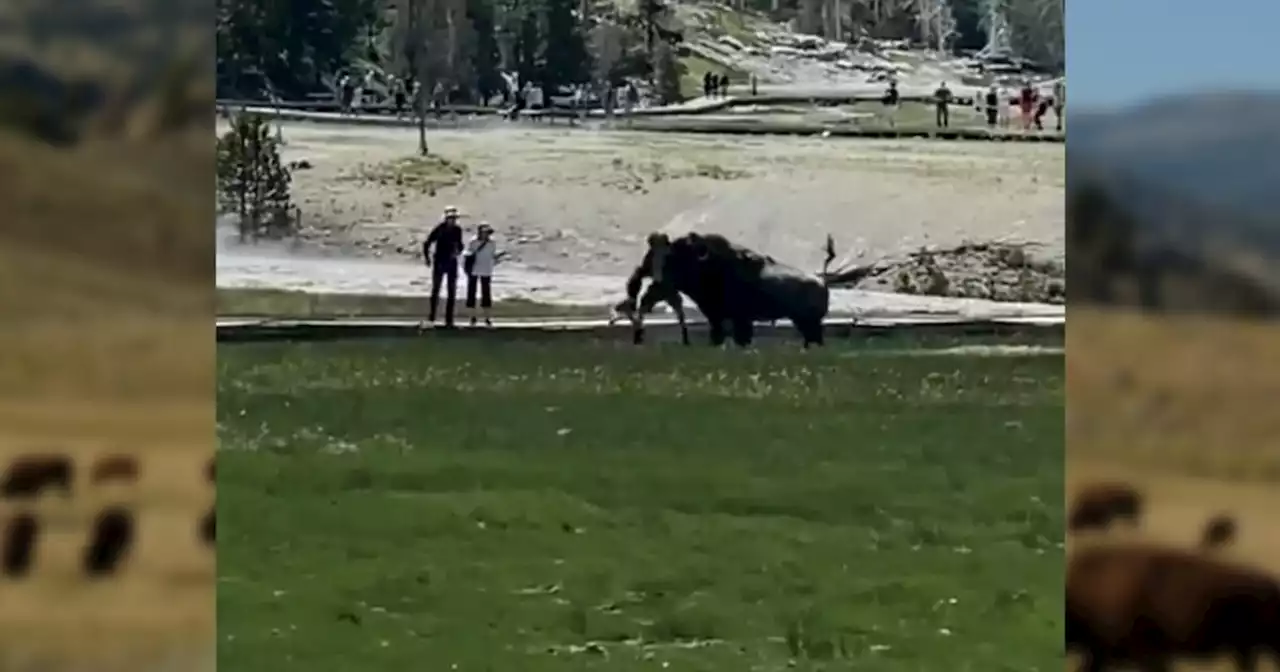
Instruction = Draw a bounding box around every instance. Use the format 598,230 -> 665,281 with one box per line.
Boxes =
618,231 -> 837,348
1067,518 -> 1280,671
1069,481 -> 1143,533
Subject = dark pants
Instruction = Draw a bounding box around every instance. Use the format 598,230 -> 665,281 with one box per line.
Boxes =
985,107 -> 998,127
429,259 -> 458,324
465,275 -> 493,308
935,105 -> 949,128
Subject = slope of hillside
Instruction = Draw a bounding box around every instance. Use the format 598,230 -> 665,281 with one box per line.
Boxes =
1071,92 -> 1280,222
0,128 -> 211,297
675,2 -> 1057,95
0,128 -> 211,397
1068,93 -> 1280,315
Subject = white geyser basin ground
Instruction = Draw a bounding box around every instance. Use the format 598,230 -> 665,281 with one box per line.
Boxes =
216,233 -> 1064,323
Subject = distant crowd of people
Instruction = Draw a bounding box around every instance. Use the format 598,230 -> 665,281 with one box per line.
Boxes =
336,68 -> 1067,134
881,78 -> 1065,131
700,71 -> 761,98
421,205 -> 505,328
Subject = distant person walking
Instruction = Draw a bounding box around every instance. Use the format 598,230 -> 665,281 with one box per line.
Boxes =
423,206 -> 465,328
1052,80 -> 1065,131
338,74 -> 354,114
624,82 -> 639,116
934,81 -> 952,128
882,80 -> 900,126
352,73 -> 366,114
719,73 -> 731,97
1018,81 -> 1036,130
393,78 -> 407,117
703,71 -> 715,98
1033,95 -> 1051,130
984,85 -> 999,127
463,223 -> 503,327
750,73 -> 758,97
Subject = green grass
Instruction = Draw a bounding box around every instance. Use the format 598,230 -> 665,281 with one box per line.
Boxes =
337,154 -> 469,194
217,287 -> 607,319
217,338 -> 1063,671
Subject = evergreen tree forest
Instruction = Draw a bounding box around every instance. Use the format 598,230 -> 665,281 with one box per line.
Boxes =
216,0 -> 1061,103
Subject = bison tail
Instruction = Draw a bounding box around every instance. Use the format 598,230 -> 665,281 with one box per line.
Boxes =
1200,513 -> 1237,550
821,234 -> 836,281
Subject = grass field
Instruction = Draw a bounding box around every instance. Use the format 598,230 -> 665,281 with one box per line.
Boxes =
1067,308 -> 1280,671
218,334 -> 1064,671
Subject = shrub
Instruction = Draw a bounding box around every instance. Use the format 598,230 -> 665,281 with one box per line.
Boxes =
216,112 -> 295,241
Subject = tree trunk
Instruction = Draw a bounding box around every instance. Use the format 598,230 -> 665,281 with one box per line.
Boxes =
417,98 -> 428,155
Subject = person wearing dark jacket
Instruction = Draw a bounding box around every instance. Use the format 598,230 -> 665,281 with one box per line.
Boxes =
423,205 -> 465,327
934,82 -> 952,128
984,85 -> 999,127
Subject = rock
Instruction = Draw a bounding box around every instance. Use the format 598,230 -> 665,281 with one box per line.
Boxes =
718,35 -> 747,52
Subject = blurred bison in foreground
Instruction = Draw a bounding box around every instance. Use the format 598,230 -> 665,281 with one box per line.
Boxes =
1067,516 -> 1279,671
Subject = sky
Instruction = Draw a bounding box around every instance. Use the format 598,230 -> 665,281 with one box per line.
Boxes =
1069,0 -> 1280,109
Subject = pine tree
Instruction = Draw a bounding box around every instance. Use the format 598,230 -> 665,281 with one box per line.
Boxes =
540,0 -> 590,90
652,40 -> 683,105
216,113 -> 295,242
466,0 -> 503,100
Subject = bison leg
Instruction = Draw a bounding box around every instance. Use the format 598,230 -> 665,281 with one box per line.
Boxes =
1231,648 -> 1259,672
1074,652 -> 1107,672
666,290 -> 690,345
708,319 -> 728,346
731,317 -> 754,347
1136,656 -> 1170,672
632,283 -> 670,345
796,318 -> 824,348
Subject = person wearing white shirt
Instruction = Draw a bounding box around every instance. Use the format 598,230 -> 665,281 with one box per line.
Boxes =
463,223 -> 501,326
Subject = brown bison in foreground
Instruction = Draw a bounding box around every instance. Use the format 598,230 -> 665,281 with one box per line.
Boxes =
1069,481 -> 1143,532
1067,516 -> 1279,671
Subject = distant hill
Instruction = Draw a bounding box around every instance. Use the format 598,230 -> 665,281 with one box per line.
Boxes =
1071,91 -> 1280,222
1068,91 -> 1280,316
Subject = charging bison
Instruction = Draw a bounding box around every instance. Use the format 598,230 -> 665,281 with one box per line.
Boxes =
615,232 -> 836,348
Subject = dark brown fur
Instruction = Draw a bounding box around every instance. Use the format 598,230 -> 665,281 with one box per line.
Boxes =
200,507 -> 215,545
83,507 -> 134,577
207,457 -> 215,483
1201,514 -> 1238,550
1,454 -> 73,498
2,513 -> 39,576
1067,530 -> 1280,671
91,454 -> 139,485
1069,482 -> 1143,532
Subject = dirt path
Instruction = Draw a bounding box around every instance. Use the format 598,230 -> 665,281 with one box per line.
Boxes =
261,121 -> 1063,286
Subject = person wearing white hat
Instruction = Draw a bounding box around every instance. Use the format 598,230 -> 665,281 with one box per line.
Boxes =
463,222 -> 503,327
422,206 -> 465,327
